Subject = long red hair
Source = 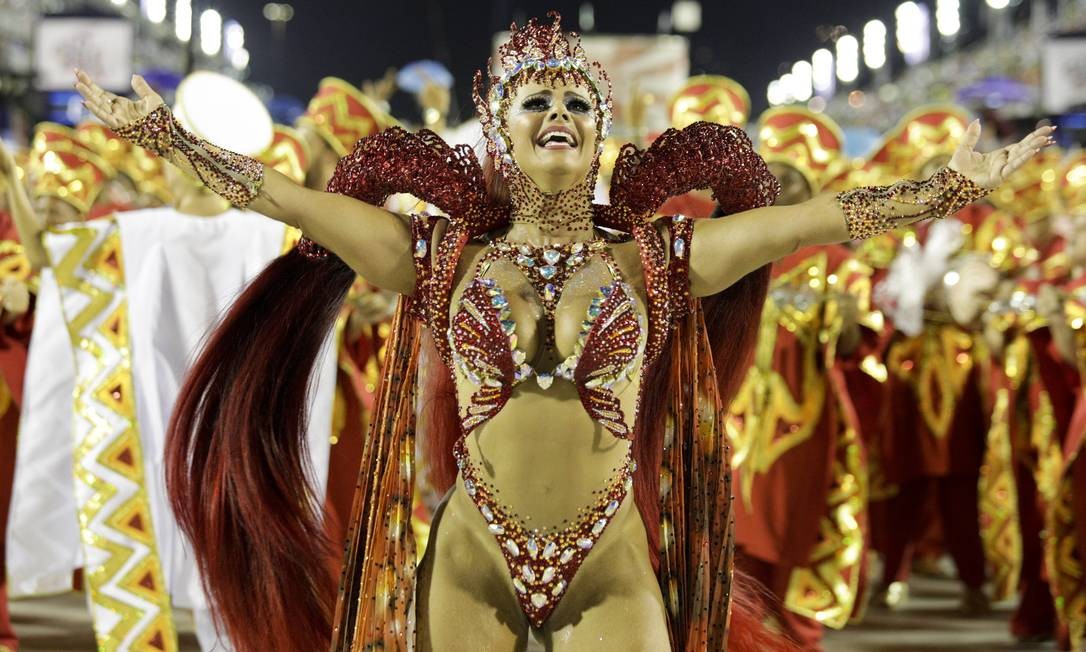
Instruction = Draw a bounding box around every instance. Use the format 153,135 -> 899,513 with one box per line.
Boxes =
165,250 -> 355,651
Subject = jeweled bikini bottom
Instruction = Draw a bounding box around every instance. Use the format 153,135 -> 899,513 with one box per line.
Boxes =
454,439 -> 634,627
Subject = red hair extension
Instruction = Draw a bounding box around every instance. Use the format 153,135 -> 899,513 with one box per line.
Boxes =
165,249 -> 355,652
418,329 -> 460,494
728,569 -> 804,652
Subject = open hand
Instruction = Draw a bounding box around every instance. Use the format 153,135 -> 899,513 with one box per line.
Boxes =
73,69 -> 164,130
949,120 -> 1055,189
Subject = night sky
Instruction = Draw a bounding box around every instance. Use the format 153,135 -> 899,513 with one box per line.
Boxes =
211,0 -> 929,122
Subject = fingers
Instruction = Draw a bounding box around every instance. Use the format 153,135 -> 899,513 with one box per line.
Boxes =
960,119 -> 982,151
131,74 -> 155,99
74,69 -> 108,102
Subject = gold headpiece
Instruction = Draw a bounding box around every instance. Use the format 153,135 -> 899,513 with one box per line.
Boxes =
868,105 -> 971,179
298,77 -> 389,157
669,75 -> 750,130
75,121 -> 171,204
756,106 -> 845,193
472,12 -> 612,171
258,125 -> 312,185
29,122 -> 115,214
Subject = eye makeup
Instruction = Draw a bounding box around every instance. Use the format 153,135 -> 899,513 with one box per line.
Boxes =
519,91 -> 594,114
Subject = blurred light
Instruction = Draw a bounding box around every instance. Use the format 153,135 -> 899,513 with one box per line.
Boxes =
780,73 -> 797,103
263,3 -> 294,22
672,1 -> 702,32
836,35 -> 859,83
224,20 -> 245,51
230,47 -> 250,70
812,48 -> 835,94
767,80 -> 786,106
807,96 -> 827,113
579,3 -> 595,31
792,61 -> 813,101
848,90 -> 865,108
200,9 -> 222,56
936,0 -> 960,37
863,20 -> 887,69
657,9 -> 671,33
986,0 -> 1009,8
142,0 -> 166,23
112,0 -> 126,6
175,0 -> 191,42
896,1 -> 931,65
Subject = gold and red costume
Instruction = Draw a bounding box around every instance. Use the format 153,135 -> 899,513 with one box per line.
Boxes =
0,202 -> 32,652
867,107 -> 989,596
979,150 -> 1072,639
729,107 -> 870,650
1045,152 -> 1086,647
75,121 -> 172,212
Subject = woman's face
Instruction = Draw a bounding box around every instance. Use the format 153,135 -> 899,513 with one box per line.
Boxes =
505,79 -> 598,193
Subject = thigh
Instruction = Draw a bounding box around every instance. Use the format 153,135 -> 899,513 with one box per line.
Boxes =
416,488 -> 530,652
536,500 -> 670,651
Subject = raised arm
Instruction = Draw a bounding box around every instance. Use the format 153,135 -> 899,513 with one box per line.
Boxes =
689,121 -> 1055,297
74,71 -> 416,294
0,141 -> 49,270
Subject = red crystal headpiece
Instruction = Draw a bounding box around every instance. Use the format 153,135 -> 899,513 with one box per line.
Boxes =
472,12 -> 612,171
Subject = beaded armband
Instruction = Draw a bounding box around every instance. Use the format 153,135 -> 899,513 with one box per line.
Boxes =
115,105 -> 264,208
836,167 -> 989,240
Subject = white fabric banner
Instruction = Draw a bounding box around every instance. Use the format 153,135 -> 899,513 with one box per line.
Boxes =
7,269 -> 82,597
116,207 -> 335,611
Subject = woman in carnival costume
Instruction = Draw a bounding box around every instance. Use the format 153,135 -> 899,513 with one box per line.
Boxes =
74,13 -> 1053,651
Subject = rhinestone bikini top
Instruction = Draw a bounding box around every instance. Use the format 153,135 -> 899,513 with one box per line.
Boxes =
449,238 -> 646,437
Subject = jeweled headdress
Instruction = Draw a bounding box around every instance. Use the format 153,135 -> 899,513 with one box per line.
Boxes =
472,12 -> 612,172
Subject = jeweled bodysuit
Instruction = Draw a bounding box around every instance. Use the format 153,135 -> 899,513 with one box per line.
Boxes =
437,232 -> 666,626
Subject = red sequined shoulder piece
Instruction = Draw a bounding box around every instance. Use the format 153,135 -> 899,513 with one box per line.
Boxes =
325,127 -> 510,235
597,121 -> 780,231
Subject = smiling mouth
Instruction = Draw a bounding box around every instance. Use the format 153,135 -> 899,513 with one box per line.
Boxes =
537,129 -> 578,150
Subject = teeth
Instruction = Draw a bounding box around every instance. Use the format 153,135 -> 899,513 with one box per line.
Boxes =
540,132 -> 574,146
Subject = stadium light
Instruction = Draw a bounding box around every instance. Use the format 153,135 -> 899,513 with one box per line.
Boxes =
936,0 -> 961,37
175,0 -> 192,42
142,0 -> 166,23
863,20 -> 887,69
812,48 -> 835,95
896,1 -> 931,65
792,60 -> 813,102
200,9 -> 222,56
836,34 -> 859,83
